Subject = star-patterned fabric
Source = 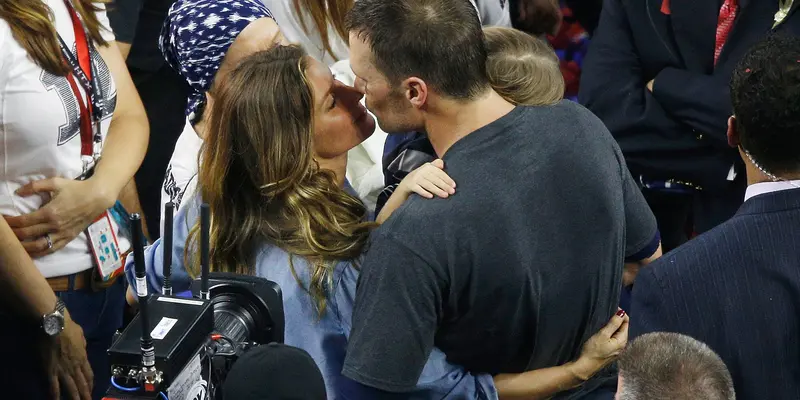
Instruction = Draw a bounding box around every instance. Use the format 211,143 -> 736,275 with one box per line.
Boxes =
160,0 -> 274,118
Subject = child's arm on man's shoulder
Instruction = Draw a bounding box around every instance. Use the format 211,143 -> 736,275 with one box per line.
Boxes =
375,159 -> 456,224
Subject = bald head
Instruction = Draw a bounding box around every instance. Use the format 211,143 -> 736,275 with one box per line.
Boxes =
617,333 -> 735,400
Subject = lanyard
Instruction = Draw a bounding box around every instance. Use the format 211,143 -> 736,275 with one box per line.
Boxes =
57,0 -> 103,175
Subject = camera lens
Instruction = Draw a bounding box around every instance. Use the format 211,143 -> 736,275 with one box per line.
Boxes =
211,295 -> 255,343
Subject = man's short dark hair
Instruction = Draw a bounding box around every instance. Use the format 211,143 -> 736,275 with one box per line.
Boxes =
731,33 -> 800,175
618,333 -> 735,400
345,0 -> 490,99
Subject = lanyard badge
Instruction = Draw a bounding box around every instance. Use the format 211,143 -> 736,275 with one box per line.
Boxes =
58,0 -> 104,177
87,212 -> 124,281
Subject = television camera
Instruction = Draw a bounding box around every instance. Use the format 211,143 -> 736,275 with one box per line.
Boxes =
103,203 -> 284,400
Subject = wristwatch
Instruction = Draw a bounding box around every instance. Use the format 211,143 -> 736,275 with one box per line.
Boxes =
42,298 -> 67,337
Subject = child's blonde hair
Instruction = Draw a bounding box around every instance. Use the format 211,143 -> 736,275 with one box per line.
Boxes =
484,27 -> 565,106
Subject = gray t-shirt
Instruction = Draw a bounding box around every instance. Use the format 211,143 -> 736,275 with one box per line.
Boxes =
342,102 -> 657,396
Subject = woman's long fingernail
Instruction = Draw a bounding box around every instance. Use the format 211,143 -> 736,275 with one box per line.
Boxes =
616,309 -> 626,318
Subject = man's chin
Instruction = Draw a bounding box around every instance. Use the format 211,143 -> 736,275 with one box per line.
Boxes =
376,119 -> 406,135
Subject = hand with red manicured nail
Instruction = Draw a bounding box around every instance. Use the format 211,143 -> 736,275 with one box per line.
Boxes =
569,309 -> 630,381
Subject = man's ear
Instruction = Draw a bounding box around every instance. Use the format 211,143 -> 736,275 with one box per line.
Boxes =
727,115 -> 740,148
404,77 -> 428,109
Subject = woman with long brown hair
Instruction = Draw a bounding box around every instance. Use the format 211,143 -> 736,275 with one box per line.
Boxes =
0,0 -> 149,398
129,44 -> 377,397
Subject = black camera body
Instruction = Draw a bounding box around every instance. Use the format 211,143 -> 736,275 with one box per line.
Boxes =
105,275 -> 283,400
106,294 -> 213,392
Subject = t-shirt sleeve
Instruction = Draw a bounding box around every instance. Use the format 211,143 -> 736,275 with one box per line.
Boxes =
621,162 -> 658,258
342,230 -> 444,392
94,2 -> 117,43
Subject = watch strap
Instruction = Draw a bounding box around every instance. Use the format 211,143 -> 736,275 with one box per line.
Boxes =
54,298 -> 66,315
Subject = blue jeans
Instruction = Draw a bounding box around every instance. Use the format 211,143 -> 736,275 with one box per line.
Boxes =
60,277 -> 126,400
0,275 -> 125,400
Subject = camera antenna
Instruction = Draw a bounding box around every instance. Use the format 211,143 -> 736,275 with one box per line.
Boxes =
131,214 -> 157,386
162,202 -> 174,296
200,203 -> 211,300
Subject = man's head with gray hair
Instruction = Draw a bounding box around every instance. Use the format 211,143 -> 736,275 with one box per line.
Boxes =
616,332 -> 736,400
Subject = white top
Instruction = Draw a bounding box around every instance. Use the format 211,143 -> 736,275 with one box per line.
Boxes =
159,119 -> 202,237
0,1 -> 120,278
744,180 -> 800,202
262,0 -> 511,66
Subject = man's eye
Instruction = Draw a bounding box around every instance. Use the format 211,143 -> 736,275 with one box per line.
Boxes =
329,96 -> 337,110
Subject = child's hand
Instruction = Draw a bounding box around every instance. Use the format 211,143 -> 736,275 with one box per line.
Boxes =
570,309 -> 629,381
376,159 -> 457,224
399,159 -> 456,199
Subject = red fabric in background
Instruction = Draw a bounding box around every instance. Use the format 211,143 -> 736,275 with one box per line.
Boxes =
547,5 -> 589,99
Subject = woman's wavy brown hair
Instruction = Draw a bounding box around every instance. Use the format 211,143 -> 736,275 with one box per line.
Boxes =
484,27 -> 564,106
187,45 -> 374,315
293,0 -> 352,60
0,0 -> 109,75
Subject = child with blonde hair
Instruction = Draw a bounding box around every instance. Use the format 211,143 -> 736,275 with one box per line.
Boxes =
484,26 -> 565,106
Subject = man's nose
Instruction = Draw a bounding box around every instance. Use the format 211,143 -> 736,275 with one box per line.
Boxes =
341,83 -> 365,104
353,77 -> 367,95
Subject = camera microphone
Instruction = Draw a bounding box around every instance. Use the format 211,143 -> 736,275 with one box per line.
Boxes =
131,213 -> 162,392
162,202 -> 174,296
200,203 -> 211,300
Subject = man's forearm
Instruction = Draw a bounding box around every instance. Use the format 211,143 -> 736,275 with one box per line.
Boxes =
0,219 -> 58,319
376,184 -> 410,223
650,68 -> 732,145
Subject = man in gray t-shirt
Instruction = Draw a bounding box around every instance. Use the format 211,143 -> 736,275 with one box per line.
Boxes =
342,0 -> 657,398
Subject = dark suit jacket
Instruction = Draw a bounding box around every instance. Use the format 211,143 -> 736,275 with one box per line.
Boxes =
630,188 -> 800,400
579,0 -> 800,193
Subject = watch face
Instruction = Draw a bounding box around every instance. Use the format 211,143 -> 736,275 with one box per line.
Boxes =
43,314 -> 64,336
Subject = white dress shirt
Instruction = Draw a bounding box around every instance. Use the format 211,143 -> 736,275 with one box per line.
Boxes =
744,180 -> 800,202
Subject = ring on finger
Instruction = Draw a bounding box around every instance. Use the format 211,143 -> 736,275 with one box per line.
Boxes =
44,234 -> 53,250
